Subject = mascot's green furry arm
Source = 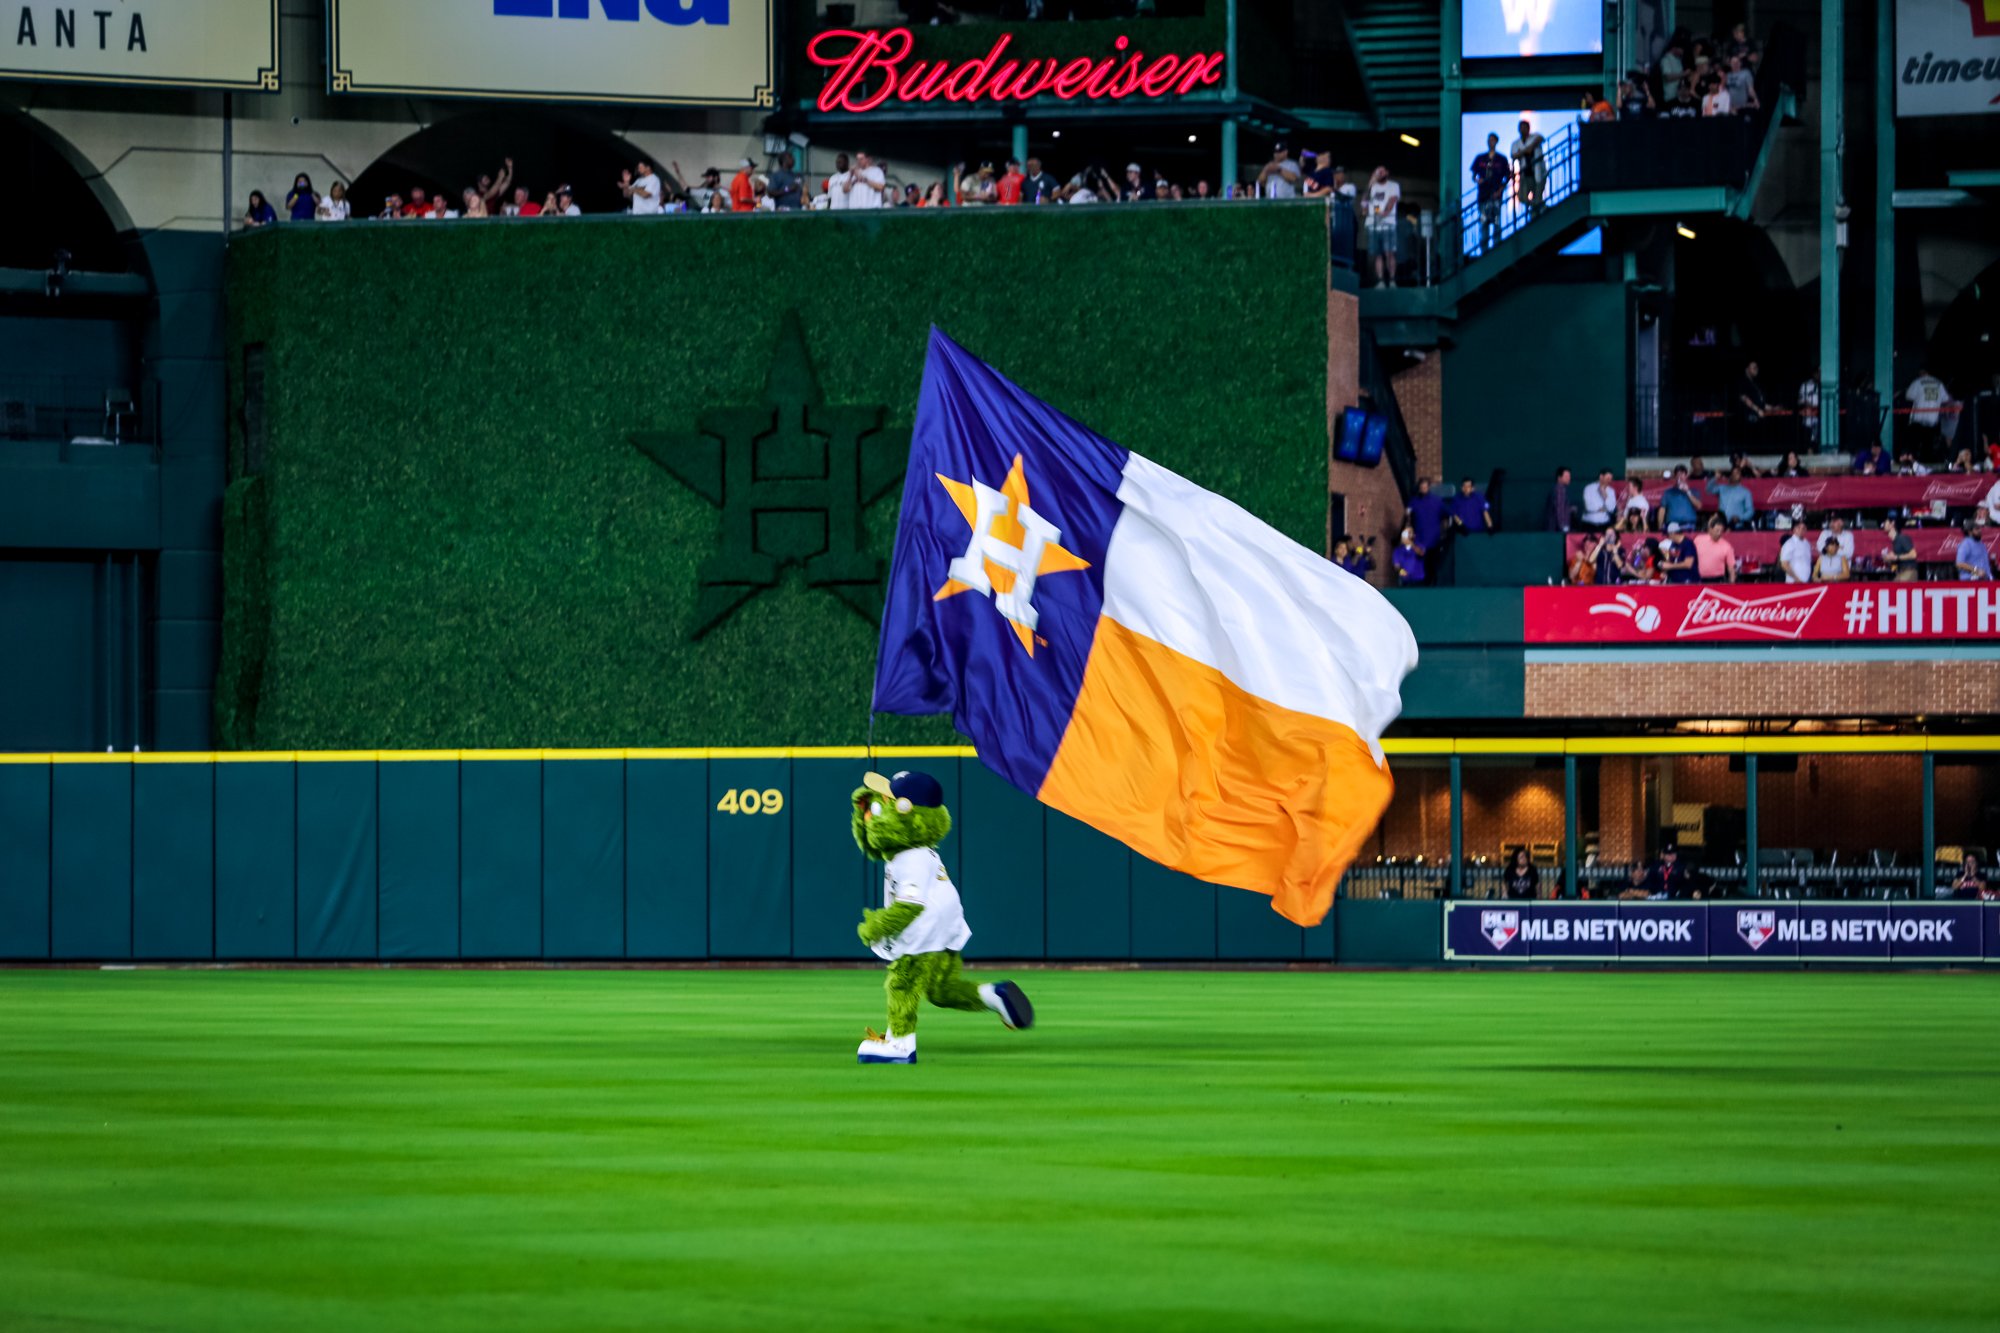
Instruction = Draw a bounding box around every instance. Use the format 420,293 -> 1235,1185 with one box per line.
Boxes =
849,769 -> 1036,1064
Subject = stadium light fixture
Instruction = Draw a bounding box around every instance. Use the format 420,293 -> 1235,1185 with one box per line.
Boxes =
1398,133 -> 1421,147
1052,130 -> 1062,139
1187,133 -> 1197,142
1676,223 -> 1697,240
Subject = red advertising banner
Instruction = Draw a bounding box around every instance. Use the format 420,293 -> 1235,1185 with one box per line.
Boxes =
1524,584 -> 2000,643
1636,474 -> 1999,512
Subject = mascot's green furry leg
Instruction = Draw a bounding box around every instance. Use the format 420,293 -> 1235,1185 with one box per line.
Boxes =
883,950 -> 986,1037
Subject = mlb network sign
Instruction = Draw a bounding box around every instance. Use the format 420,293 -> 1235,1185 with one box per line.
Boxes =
1445,902 -> 1999,962
327,0 -> 773,106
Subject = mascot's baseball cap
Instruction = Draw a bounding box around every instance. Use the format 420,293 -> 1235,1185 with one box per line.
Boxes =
863,770 -> 944,810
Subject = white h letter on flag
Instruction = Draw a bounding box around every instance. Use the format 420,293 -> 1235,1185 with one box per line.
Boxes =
948,480 -> 1061,633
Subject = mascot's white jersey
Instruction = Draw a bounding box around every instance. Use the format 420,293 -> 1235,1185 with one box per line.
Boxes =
871,847 -> 972,961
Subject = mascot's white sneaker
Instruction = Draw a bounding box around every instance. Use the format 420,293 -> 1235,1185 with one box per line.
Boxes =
857,1030 -> 917,1064
979,981 -> 1035,1031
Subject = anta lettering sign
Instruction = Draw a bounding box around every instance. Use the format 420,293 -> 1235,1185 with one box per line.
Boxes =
805,27 -> 1224,113
5,0 -> 279,91
1897,0 -> 2000,116
327,0 -> 772,106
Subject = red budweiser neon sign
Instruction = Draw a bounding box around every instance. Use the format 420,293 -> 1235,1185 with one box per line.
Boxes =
805,27 -> 1226,113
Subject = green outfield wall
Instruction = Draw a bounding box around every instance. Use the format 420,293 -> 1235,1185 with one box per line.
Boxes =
222,205 -> 1333,751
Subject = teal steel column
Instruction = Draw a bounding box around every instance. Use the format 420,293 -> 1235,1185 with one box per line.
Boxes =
1744,754 -> 1759,898
1221,0 -> 1239,190
1221,119 -> 1238,194
1439,0 -> 1462,222
1448,755 -> 1463,898
1921,754 -> 1936,899
1819,0 -> 1843,452
1873,0 -> 1896,401
1562,756 -> 1578,899
1011,123 -> 1028,170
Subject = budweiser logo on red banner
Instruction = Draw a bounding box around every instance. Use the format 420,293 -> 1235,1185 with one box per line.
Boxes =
1676,586 -> 1827,639
1921,477 -> 1988,503
1764,481 -> 1828,504
805,27 -> 1227,113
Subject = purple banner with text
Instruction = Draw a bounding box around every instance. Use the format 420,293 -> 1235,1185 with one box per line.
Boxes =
1444,902 -> 1993,963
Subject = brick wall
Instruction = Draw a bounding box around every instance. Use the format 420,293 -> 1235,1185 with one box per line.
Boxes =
1525,659 -> 2000,718
1391,354 -> 1443,486
1329,289 -> 1402,579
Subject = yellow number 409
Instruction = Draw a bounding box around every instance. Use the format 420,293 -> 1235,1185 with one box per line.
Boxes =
716,788 -> 785,815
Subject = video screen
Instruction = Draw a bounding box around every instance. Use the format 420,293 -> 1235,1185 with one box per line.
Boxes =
1462,0 -> 1603,58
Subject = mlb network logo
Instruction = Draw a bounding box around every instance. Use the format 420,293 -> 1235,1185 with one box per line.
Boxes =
1481,910 -> 1520,950
1736,909 -> 1777,950
495,0 -> 728,26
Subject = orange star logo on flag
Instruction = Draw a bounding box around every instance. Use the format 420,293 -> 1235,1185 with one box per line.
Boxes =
933,454 -> 1090,655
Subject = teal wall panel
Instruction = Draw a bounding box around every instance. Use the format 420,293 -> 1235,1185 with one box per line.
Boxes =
708,759 -> 791,958
1218,888 -> 1306,960
296,762 -> 378,960
133,763 -> 213,959
378,761 -> 459,959
542,760 -> 624,959
1335,899 -> 1446,963
956,761 -> 1044,959
1130,858 -> 1217,960
626,759 -> 707,958
461,761 -> 542,958
790,758 -> 872,962
0,763 -> 51,958
51,763 -> 131,959
1045,812 -> 1130,959
215,762 -> 295,958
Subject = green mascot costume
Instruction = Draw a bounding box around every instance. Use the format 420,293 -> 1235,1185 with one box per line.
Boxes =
851,769 -> 1034,1064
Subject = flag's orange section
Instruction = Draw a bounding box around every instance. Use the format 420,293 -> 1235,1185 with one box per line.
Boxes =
1037,616 -> 1393,927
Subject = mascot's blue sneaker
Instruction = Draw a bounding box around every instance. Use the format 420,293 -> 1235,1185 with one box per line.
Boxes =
980,981 -> 1034,1031
857,1032 -> 917,1064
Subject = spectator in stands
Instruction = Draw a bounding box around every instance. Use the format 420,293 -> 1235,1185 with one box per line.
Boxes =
1905,368 -> 1955,456
921,182 -> 950,208
769,153 -> 803,211
1706,467 -> 1755,528
1736,360 -> 1772,445
1779,518 -> 1816,583
1658,466 -> 1701,532
1588,99 -> 1616,123
315,181 -> 350,222
1947,447 -> 1985,473
1391,528 -> 1426,585
1687,455 -> 1710,481
1333,535 -> 1373,580
1852,439 -> 1892,476
676,164 -> 721,212
1022,157 -> 1059,205
471,160 -> 515,216
377,192 -> 403,219
1821,514 -> 1856,564
1471,133 -> 1511,251
958,162 -> 996,205
996,159 -> 1024,206
1693,515 -> 1738,582
285,174 -> 318,222
243,190 -> 276,228
1724,55 -> 1759,115
1664,80 -> 1700,119
1983,472 -> 2000,525
1502,848 -> 1540,900
1617,78 -> 1654,118
730,158 -> 758,212
1659,40 -> 1686,85
1620,478 -> 1652,531
1956,520 -> 1994,580
1947,853 -> 1988,900
461,186 -> 490,219
1660,523 -> 1697,583
1617,862 -> 1655,900
1728,451 -> 1761,479
1798,374 -> 1821,449
1813,536 -> 1851,582
1582,468 -> 1619,530
1591,527 -> 1631,584
1701,72 -> 1733,117
1543,467 -> 1572,532
1257,143 -> 1301,199
1406,476 -> 1446,555
400,188 -> 432,219
1640,843 -> 1702,898
1364,166 -> 1401,287
547,188 -> 581,217
1510,120 -> 1547,216
1449,477 -> 1493,534
825,154 -> 853,211
501,186 -> 540,218
1774,450 -> 1808,478
1882,518 -> 1919,582
844,152 -> 887,209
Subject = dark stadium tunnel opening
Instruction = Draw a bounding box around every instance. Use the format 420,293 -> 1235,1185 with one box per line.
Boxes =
1670,217 -> 1807,398
1926,258 -> 2000,401
349,111 -> 666,220
0,111 -> 133,274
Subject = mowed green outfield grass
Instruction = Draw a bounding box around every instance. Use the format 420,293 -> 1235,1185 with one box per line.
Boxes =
0,971 -> 1994,1332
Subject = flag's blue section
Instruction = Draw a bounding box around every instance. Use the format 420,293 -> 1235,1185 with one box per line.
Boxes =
872,329 -> 1128,795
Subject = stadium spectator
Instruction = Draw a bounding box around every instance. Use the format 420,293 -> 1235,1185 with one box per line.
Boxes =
400,188 -> 431,219
1510,120 -> 1547,215
471,160 -> 514,215
1659,40 -> 1686,84
1617,78 -> 1654,118
377,193 -> 403,219
1660,524 -> 1697,582
996,159 -> 1024,205
1947,854 -> 1989,900
285,174 -> 318,222
1774,450 -> 1808,478
1619,478 -> 1652,531
677,163 -> 721,211
1406,476 -> 1445,554
1706,467 -> 1755,528
1471,133 -> 1511,251
242,190 -> 276,228
769,153 -> 803,211
1813,537 -> 1850,582
315,181 -> 350,222
1956,521 -> 1994,580
1736,360 -> 1771,445
1882,518 -> 1919,582
1256,143 -> 1300,199
1693,515 -> 1737,582
1905,368 -> 1955,454
1728,452 -> 1762,479
1797,376 -> 1820,447
1701,73 -> 1733,117
1947,447 -> 1985,473
1982,473 -> 2000,526
824,154 -> 853,210
1584,526 -> 1625,584
959,162 -> 996,205
1779,519 -> 1816,583
1617,862 -> 1655,900
1022,157 -> 1060,205
1333,535 -> 1373,580
1625,537 -> 1663,583
548,188 -> 581,217
1641,843 -> 1702,898
1543,467 -> 1572,532
1582,468 -> 1620,530
1449,477 -> 1493,534
461,187 -> 490,219
1853,439 -> 1892,475
1664,80 -> 1700,118
1657,467 -> 1701,532
1502,848 -> 1540,900
501,186 -> 540,217
1120,162 -> 1155,202
921,182 -> 950,208
1820,515 -> 1856,564
1588,99 -> 1616,123
1687,455 -> 1710,481
1391,528 -> 1426,585
702,190 -> 730,214
729,158 -> 757,212
1365,166 -> 1401,287
845,152 -> 887,209
1723,55 -> 1758,114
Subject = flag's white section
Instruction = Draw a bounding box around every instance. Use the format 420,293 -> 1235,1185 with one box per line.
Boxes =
1098,454 -> 1419,756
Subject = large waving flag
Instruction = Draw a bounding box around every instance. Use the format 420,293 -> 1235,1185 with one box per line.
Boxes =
873,330 -> 1418,926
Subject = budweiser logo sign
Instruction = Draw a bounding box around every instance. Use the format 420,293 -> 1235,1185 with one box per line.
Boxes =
1675,586 -> 1827,639
1920,477 -> 1987,503
1765,481 -> 1828,504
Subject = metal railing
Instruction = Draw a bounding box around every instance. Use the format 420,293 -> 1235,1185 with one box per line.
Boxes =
0,374 -> 150,444
1342,859 -> 1959,901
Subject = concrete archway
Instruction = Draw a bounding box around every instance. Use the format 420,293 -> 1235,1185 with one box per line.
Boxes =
350,110 -> 663,218
2,109 -> 144,273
